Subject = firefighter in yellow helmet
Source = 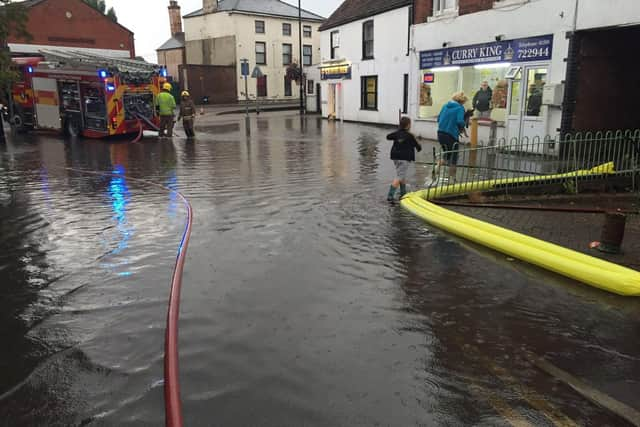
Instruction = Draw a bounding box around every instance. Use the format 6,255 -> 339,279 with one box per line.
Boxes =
156,82 -> 176,137
177,90 -> 197,138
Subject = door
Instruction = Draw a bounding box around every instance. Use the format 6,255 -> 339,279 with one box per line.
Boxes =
328,84 -> 336,118
316,83 -> 321,113
506,65 -> 549,150
257,76 -> 267,98
32,77 -> 61,130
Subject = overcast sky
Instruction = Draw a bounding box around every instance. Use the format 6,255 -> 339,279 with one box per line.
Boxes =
103,0 -> 343,61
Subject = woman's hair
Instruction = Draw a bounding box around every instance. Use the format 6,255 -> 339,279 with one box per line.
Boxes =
400,116 -> 411,129
452,92 -> 468,104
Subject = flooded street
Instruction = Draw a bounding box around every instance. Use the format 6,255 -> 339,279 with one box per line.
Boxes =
1,113 -> 639,426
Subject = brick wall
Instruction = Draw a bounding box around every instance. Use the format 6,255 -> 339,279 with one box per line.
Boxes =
414,0 -> 494,23
8,0 -> 135,58
459,0 -> 494,16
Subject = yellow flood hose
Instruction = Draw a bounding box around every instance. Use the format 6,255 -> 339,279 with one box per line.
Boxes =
401,162 -> 640,296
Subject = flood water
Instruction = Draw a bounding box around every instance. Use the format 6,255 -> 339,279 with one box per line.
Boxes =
1,114 -> 639,426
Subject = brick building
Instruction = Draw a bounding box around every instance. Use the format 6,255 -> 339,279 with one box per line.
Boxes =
157,1 -> 186,84
409,0 -> 640,142
7,0 -> 135,58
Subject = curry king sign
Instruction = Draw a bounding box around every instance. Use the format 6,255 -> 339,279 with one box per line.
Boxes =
320,62 -> 352,80
420,35 -> 553,69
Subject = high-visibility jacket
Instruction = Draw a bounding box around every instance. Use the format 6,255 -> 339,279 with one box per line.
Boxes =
156,91 -> 176,116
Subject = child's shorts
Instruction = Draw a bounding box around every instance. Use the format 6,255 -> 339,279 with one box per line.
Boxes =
393,160 -> 410,181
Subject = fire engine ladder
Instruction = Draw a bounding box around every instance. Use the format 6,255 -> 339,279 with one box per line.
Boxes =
38,49 -> 160,74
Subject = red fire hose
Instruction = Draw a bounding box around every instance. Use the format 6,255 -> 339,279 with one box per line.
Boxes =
63,166 -> 192,427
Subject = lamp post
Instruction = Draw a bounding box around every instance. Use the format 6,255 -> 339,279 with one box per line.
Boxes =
298,0 -> 304,115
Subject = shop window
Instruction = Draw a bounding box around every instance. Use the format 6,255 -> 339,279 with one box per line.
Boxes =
361,75 -> 378,110
330,31 -> 340,59
256,42 -> 266,65
303,45 -> 312,66
282,43 -> 292,65
304,25 -> 312,38
433,0 -> 458,15
255,20 -> 265,34
307,80 -> 314,95
418,64 -> 510,122
284,76 -> 292,97
509,68 -> 523,116
362,20 -> 374,60
418,68 -> 460,119
283,23 -> 291,36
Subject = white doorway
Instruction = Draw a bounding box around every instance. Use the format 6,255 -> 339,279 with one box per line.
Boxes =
506,64 -> 549,152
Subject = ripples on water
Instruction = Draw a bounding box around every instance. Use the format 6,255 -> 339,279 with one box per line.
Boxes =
1,116 -> 639,426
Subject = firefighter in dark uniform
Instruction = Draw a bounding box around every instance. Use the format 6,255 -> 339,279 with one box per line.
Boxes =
178,90 -> 197,138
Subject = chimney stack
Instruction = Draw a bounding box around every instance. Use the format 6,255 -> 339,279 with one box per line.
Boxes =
168,1 -> 183,36
203,0 -> 218,14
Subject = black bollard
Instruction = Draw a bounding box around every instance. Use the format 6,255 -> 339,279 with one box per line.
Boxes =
597,212 -> 626,254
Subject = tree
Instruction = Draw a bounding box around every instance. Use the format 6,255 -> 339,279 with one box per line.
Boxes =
0,0 -> 30,141
83,0 -> 118,23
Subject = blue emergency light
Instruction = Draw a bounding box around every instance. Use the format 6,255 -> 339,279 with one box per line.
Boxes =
27,66 -> 33,73
160,68 -> 168,77
99,69 -> 108,79
106,84 -> 116,92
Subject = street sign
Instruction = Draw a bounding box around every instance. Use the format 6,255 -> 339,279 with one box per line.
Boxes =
251,66 -> 264,78
241,62 -> 249,76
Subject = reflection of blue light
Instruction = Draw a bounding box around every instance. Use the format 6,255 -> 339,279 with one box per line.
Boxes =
107,164 -> 132,270
106,84 -> 116,92
165,170 -> 179,218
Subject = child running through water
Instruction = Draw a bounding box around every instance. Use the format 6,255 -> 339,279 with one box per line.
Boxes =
387,116 -> 422,202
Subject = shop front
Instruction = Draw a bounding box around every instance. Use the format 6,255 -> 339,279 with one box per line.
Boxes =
417,35 -> 554,143
319,61 -> 351,120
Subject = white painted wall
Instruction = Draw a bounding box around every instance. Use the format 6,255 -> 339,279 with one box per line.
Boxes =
185,12 -> 322,101
576,0 -> 640,30
319,6 -> 412,125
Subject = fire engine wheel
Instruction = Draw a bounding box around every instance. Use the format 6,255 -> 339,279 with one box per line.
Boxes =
11,114 -> 25,132
66,119 -> 82,137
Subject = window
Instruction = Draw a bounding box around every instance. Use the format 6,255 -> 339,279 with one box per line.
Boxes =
255,20 -> 265,33
407,5 -> 414,55
418,65 -> 510,122
330,31 -> 340,59
303,25 -> 312,38
402,74 -> 409,114
284,76 -> 292,97
256,42 -> 266,65
307,80 -> 314,95
282,43 -> 292,65
361,76 -> 378,110
362,20 -> 374,60
303,45 -> 312,66
433,0 -> 458,15
283,23 -> 291,36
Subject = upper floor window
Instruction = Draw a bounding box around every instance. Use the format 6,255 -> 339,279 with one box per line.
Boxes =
256,41 -> 266,65
433,0 -> 458,15
303,25 -> 312,38
283,23 -> 292,36
255,20 -> 265,34
303,45 -> 312,66
362,20 -> 374,60
282,43 -> 292,65
330,31 -> 340,59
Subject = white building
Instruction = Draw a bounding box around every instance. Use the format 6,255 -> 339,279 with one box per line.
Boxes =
409,0 -> 640,143
183,0 -> 324,102
319,0 -> 414,125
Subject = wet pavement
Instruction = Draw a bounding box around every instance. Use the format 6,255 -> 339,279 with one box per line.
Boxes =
1,113 -> 639,426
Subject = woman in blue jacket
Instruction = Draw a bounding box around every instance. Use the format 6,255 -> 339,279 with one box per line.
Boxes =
437,92 -> 468,182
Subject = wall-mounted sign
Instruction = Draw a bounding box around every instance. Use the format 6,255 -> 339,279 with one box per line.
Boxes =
320,63 -> 351,80
420,35 -> 553,69
423,73 -> 435,83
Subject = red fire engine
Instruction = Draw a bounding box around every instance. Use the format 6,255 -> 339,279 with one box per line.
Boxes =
10,50 -> 166,138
